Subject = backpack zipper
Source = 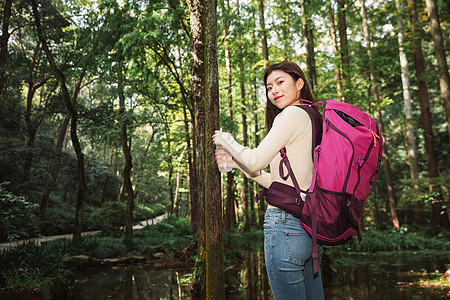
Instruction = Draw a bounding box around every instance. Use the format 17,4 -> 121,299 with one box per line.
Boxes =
325,118 -> 354,193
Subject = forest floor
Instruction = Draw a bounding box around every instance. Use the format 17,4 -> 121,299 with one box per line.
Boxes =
0,213 -> 168,251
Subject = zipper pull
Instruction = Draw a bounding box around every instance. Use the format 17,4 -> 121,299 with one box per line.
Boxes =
370,130 -> 380,147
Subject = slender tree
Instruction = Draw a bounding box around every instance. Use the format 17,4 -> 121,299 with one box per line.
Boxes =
395,0 -> 422,223
424,0 -> 450,138
257,0 -> 269,65
300,0 -> 317,91
117,60 -> 135,247
361,0 -> 399,228
0,0 -> 12,101
223,0 -> 236,231
328,1 -> 343,100
407,0 -> 447,229
337,0 -> 350,100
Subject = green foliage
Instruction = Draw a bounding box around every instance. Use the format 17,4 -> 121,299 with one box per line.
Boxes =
38,201 -> 76,236
223,228 -> 264,259
134,215 -> 195,258
328,227 -> 450,253
0,241 -> 70,296
89,201 -> 126,237
0,182 -> 40,242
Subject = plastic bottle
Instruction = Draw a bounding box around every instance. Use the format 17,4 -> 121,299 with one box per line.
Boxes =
216,145 -> 233,172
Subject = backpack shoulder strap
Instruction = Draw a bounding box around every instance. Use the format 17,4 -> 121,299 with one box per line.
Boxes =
295,105 -> 323,161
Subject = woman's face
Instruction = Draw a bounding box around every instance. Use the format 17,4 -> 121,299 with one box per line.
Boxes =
266,70 -> 304,109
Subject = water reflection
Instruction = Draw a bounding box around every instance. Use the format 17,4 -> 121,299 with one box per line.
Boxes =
71,250 -> 448,299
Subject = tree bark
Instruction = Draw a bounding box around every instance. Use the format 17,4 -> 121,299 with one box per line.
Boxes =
328,1 -> 343,101
204,0 -> 225,297
188,0 -> 206,295
407,0 -> 448,229
118,60 -> 135,246
424,0 -> 450,138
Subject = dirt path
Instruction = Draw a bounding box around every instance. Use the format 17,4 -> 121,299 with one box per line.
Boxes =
0,213 -> 168,251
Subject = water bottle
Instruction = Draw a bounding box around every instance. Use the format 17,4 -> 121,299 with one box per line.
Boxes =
216,145 -> 233,172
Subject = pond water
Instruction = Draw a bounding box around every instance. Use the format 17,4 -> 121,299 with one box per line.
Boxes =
70,250 -> 449,299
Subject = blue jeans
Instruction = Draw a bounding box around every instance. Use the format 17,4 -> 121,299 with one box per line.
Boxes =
263,208 -> 324,300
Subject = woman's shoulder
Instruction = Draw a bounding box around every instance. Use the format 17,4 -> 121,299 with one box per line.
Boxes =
277,105 -> 310,120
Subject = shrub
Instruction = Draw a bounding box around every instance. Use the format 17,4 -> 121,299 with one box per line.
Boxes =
0,182 -> 40,242
89,201 -> 126,237
134,215 -> 195,258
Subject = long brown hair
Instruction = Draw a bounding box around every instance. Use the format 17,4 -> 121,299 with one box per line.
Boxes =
263,61 -> 318,132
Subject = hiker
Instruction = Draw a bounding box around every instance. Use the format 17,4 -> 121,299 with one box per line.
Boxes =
213,61 -> 324,300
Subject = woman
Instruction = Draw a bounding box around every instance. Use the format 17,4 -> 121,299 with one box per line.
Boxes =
213,61 -> 324,299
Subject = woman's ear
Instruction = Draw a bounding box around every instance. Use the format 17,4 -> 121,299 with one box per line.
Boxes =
296,78 -> 304,91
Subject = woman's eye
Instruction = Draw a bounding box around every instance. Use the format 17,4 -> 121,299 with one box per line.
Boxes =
278,81 -> 284,85
267,87 -> 272,91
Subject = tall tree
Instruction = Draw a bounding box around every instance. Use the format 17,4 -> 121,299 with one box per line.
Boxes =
117,60 -> 135,247
41,115 -> 70,211
337,0 -> 349,100
300,0 -> 317,91
31,0 -> 88,241
188,0 -> 206,294
223,0 -> 236,231
361,0 -> 399,228
328,1 -> 343,100
407,0 -> 447,229
204,0 -> 225,297
257,0 -> 269,65
236,0 -> 250,229
424,0 -> 450,138
0,0 -> 12,101
395,0 -> 422,223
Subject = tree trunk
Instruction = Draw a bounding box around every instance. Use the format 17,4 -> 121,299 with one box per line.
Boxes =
337,0 -> 349,100
0,0 -> 12,100
300,0 -> 317,91
361,0 -> 400,228
395,0 -> 422,223
257,0 -> 269,65
236,0 -> 250,229
100,147 -> 113,207
41,115 -> 70,211
424,0 -> 450,138
118,60 -> 135,246
204,0 -> 225,297
188,0 -> 206,295
407,0 -> 448,229
32,0 -> 88,242
328,1 -> 342,101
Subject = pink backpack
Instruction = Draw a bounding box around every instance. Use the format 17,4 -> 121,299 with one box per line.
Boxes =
258,100 -> 383,275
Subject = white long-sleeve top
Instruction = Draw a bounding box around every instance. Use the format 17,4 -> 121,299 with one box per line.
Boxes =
215,105 -> 314,192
